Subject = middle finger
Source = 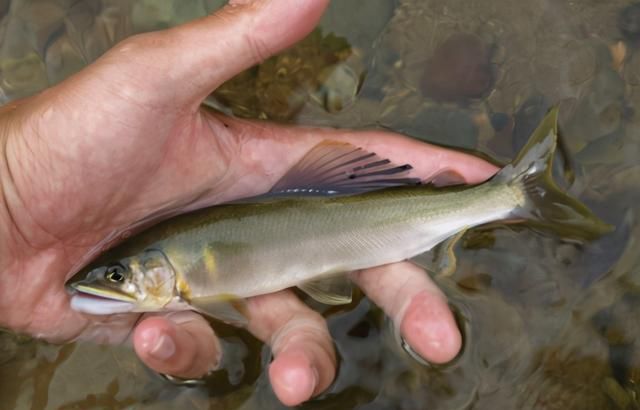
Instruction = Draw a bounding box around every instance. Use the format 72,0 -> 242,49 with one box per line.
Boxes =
246,290 -> 336,407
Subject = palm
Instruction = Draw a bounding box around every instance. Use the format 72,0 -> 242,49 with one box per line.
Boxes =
2,70 -> 205,337
0,2 -> 498,405
2,46 -> 495,335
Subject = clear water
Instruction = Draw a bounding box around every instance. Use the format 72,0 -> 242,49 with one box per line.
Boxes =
1,0 -> 639,408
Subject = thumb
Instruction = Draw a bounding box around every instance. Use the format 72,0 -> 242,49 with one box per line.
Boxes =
102,0 -> 330,105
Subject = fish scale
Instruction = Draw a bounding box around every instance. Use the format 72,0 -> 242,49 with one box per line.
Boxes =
68,108 -> 612,324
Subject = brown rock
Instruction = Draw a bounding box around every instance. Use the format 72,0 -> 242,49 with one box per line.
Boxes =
421,33 -> 495,103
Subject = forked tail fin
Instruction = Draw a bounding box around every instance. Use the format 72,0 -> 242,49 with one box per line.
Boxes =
493,107 -> 614,240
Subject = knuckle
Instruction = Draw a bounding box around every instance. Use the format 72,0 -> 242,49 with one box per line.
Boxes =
242,32 -> 272,64
113,32 -> 163,54
270,314 -> 329,353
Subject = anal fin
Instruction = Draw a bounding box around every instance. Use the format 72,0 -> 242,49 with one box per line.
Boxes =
298,275 -> 353,305
412,228 -> 468,277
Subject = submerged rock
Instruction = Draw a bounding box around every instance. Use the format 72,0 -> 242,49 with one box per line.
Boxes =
618,3 -> 640,46
211,29 -> 355,122
519,348 -> 618,410
404,106 -> 479,148
421,33 -> 495,103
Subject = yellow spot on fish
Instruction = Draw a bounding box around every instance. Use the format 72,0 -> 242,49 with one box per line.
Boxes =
129,259 -> 141,273
176,275 -> 192,299
203,246 -> 217,276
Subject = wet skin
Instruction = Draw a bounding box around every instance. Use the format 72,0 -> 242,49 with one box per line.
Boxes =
0,0 -> 497,406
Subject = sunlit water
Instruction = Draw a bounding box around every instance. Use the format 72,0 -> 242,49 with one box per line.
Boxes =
1,0 -> 640,408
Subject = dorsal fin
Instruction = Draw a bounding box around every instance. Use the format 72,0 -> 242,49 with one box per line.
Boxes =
269,141 -> 421,196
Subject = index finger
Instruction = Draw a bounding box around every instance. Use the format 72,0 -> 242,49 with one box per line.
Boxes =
203,113 -> 500,205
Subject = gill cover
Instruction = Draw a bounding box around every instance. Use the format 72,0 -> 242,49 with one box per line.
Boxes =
69,249 -> 176,314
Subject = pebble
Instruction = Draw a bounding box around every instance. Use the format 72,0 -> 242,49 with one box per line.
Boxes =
421,33 -> 495,103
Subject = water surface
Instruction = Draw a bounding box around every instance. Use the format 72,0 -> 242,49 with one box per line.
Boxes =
1,0 -> 639,408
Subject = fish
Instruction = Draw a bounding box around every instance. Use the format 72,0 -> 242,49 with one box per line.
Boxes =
66,108 -> 613,325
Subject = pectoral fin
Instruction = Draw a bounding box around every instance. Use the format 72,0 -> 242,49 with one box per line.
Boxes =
298,275 -> 353,305
189,296 -> 249,327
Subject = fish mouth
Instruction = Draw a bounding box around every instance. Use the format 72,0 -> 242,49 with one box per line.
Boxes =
68,283 -> 137,315
69,282 -> 136,303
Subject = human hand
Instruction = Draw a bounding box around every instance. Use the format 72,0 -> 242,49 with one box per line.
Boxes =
0,0 -> 497,406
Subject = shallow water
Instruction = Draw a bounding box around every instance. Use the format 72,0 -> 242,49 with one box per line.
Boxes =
1,0 -> 640,409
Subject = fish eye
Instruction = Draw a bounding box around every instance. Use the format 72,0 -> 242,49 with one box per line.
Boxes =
105,265 -> 125,283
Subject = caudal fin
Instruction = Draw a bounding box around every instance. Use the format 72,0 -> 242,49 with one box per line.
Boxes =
493,107 -> 613,240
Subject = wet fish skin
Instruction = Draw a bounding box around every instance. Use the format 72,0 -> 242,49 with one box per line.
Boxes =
67,108 -> 613,323
130,182 -> 518,297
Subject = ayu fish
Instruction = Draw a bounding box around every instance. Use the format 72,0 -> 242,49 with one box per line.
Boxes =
67,109 -> 612,324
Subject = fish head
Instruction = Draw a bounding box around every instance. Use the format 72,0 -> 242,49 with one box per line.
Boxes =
68,249 -> 177,315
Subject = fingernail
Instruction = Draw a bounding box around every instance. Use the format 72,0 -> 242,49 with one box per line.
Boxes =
149,333 -> 176,361
295,365 -> 318,399
401,336 -> 433,367
310,366 -> 319,392
431,170 -> 466,187
274,359 -> 318,401
400,291 -> 462,364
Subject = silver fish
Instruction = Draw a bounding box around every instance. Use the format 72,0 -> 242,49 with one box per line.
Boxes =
67,108 -> 612,325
